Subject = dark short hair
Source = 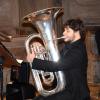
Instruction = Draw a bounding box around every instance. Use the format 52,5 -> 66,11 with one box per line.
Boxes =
64,19 -> 85,40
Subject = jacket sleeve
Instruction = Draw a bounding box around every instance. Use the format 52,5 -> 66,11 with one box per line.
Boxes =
31,47 -> 83,72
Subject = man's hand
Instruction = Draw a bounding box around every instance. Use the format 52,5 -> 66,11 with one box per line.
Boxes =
27,51 -> 36,63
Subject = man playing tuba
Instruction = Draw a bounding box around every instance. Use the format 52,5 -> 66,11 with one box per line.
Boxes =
26,18 -> 90,100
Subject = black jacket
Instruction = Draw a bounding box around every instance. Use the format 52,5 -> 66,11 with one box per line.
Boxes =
31,39 -> 90,100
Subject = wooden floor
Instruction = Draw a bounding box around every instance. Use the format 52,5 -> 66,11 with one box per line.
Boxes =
1,83 -> 100,100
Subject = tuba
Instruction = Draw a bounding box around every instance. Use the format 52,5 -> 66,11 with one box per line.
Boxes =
23,7 -> 66,96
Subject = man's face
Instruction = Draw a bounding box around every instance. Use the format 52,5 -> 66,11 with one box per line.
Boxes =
63,26 -> 75,42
